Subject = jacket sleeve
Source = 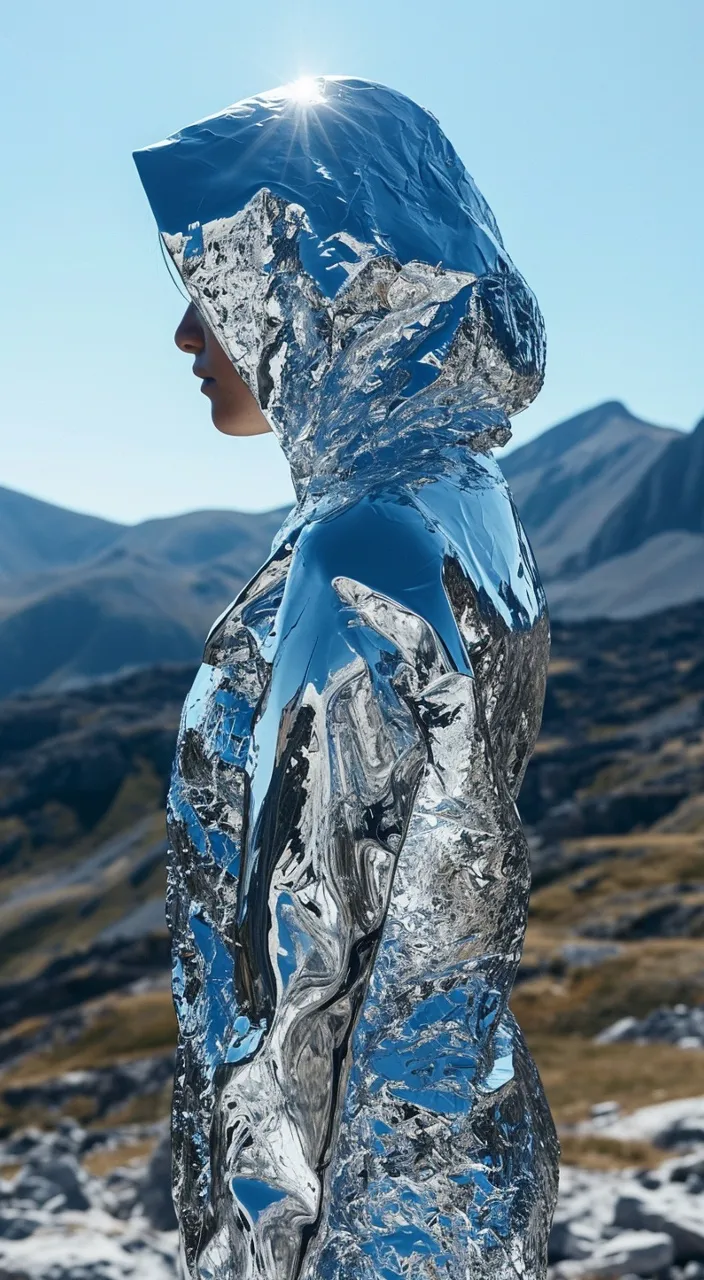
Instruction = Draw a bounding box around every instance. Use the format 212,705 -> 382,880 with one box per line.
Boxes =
199,494 -> 473,1276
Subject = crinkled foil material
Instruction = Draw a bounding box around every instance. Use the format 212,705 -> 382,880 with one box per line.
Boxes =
135,76 -> 559,1279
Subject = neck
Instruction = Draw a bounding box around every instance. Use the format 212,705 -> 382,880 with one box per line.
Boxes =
277,403 -> 511,530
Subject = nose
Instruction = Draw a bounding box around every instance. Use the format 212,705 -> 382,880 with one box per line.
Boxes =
174,302 -> 205,355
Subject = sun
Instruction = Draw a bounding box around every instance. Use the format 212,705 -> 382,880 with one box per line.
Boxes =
286,76 -> 325,106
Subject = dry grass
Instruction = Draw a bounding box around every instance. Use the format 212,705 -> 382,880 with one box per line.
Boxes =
529,833 -> 704,930
0,1098 -> 58,1134
83,1137 -> 156,1177
1,761 -> 164,894
558,1134 -> 662,1171
86,760 -> 165,847
0,1086 -> 172,1136
0,809 -> 168,984
96,1087 -> 172,1129
528,1033 -> 704,1127
513,938 -> 704,1036
657,794 -> 704,835
0,990 -> 176,1088
564,833 -> 704,855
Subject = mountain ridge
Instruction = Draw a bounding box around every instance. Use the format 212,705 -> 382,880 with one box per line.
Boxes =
0,485 -> 122,581
585,414 -> 704,567
0,504 -> 288,697
0,401 -> 700,696
501,400 -> 681,580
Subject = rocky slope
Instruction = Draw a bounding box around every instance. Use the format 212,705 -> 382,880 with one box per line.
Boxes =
0,602 -> 702,1274
4,1100 -> 704,1280
546,530 -> 704,621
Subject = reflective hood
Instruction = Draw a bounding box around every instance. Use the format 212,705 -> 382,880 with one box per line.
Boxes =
134,76 -> 545,502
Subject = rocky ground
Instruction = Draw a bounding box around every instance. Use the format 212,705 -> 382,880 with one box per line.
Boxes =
0,1116 -> 178,1277
0,601 -> 702,1276
3,1092 -> 704,1280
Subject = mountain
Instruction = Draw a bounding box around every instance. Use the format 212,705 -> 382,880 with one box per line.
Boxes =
501,401 -> 704,619
585,414 -> 704,566
546,530 -> 704,620
0,485 -> 122,581
501,401 -> 679,580
0,501 -> 288,697
0,399 -> 701,696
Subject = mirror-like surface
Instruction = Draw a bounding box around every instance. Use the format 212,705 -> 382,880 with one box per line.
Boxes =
135,76 -> 559,1280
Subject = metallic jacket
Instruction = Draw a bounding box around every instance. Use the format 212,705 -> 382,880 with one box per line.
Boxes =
135,76 -> 559,1280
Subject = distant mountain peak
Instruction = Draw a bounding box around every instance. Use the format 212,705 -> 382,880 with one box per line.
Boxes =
500,402 -> 681,582
504,402 -> 676,481
504,402 -> 677,475
585,407 -> 704,568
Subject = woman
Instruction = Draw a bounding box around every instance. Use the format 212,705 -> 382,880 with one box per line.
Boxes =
135,76 -> 558,1280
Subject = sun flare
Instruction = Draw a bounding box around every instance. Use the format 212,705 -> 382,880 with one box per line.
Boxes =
286,76 -> 325,106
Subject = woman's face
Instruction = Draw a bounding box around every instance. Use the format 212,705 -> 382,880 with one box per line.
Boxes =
174,302 -> 271,437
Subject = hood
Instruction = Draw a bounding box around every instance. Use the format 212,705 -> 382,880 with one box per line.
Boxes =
134,76 -> 545,503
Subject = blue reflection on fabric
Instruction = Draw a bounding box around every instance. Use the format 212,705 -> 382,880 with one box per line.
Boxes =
134,78 -> 505,286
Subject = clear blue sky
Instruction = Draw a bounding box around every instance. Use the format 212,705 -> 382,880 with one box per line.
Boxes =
1,0 -> 702,523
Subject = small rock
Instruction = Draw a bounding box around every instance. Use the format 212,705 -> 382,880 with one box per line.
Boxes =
0,1208 -> 178,1279
98,1167 -> 143,1222
9,1172 -> 63,1209
594,1229 -> 675,1274
1,1128 -> 45,1160
595,1006 -> 704,1049
549,1219 -> 597,1262
591,1100 -> 622,1121
43,1155 -> 92,1212
562,943 -> 622,969
0,1211 -> 41,1240
596,1017 -> 639,1044
659,1152 -> 704,1184
549,1166 -> 623,1263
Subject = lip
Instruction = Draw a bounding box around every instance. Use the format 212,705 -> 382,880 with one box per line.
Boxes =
198,376 -> 216,396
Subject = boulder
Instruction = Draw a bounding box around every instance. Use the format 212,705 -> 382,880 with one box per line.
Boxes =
0,1211 -> 41,1240
10,1153 -> 92,1213
549,1166 -> 623,1262
615,1186 -> 704,1262
579,1097 -> 704,1147
553,1229 -> 674,1277
596,1005 -> 704,1048
2,1054 -> 174,1122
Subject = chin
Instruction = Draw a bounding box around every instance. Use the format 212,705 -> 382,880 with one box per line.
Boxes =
213,414 -> 244,437
212,404 -> 272,437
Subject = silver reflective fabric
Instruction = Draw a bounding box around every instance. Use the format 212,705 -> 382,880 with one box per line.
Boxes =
135,76 -> 559,1280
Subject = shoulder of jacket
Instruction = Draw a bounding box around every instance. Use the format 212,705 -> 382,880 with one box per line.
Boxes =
294,490 -> 442,576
